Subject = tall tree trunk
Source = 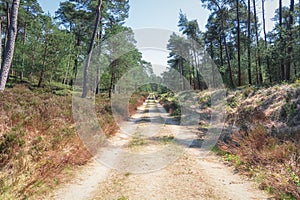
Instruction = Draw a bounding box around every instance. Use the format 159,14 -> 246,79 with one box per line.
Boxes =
63,59 -> 70,85
286,0 -> 294,81
180,58 -> 185,90
20,22 -> 27,81
188,52 -> 192,85
29,46 -> 35,82
0,0 -> 20,91
247,0 -> 252,85
210,42 -> 216,88
70,36 -> 81,86
253,0 -> 263,84
279,0 -> 285,81
82,0 -> 103,98
38,32 -> 49,88
262,0 -> 272,83
4,2 -> 11,51
237,0 -> 241,86
109,60 -> 116,99
219,8 -> 234,87
0,17 -> 3,70
219,38 -> 224,66
95,16 -> 103,95
223,34 -> 234,87
255,59 -> 259,84
191,41 -> 200,89
190,49 -> 196,89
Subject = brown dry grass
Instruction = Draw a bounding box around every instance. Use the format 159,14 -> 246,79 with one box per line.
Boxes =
218,85 -> 300,199
0,85 -> 146,199
219,125 -> 300,199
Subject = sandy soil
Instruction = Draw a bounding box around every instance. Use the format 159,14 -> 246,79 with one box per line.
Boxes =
48,99 -> 271,200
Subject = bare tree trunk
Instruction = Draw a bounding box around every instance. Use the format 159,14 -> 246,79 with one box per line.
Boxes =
253,0 -> 263,84
180,58 -> 185,90
109,60 -> 116,99
20,22 -> 27,81
247,0 -> 252,85
189,48 -> 196,89
210,42 -> 216,88
191,41 -> 200,89
262,0 -> 272,83
286,0 -> 294,81
70,36 -> 81,86
82,0 -> 103,98
237,0 -> 241,86
63,60 -> 70,85
224,37 -> 234,87
255,58 -> 259,85
219,7 -> 234,87
219,38 -> 224,66
95,17 -> 103,95
279,0 -> 285,81
0,17 -> 3,70
38,32 -> 49,88
95,64 -> 101,94
4,2 -> 11,51
0,0 -> 20,91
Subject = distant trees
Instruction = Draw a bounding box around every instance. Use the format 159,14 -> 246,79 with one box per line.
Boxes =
202,0 -> 299,87
0,0 -> 147,96
0,0 -> 299,92
165,0 -> 300,89
167,12 -> 206,90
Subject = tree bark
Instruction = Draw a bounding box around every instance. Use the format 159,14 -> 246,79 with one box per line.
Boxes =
224,38 -> 234,87
247,0 -> 252,85
4,2 -> 11,51
70,36 -> 80,86
191,40 -> 200,89
279,0 -> 285,81
20,22 -> 27,81
38,31 -> 49,88
236,0 -> 241,86
286,0 -> 294,81
0,0 -> 20,91
0,17 -> 3,70
253,0 -> 263,84
262,0 -> 272,83
82,0 -> 103,98
219,38 -> 224,67
95,15 -> 103,95
109,60 -> 117,99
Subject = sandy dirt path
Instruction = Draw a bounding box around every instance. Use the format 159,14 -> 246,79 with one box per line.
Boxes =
49,99 -> 270,200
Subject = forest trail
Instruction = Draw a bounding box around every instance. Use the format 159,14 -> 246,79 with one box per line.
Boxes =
48,98 -> 270,200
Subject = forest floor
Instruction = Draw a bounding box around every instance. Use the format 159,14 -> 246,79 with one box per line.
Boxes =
48,99 -> 270,200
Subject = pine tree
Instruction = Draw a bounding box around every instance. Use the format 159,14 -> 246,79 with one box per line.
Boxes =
0,0 -> 20,91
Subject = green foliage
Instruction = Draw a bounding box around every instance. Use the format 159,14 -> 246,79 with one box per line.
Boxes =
280,193 -> 297,200
223,153 -> 243,166
0,125 -> 26,164
128,134 -> 146,147
227,95 -> 238,108
287,168 -> 300,187
198,94 -> 211,109
2,0 -> 150,97
242,86 -> 255,98
159,92 -> 181,117
117,196 -> 129,200
162,135 -> 175,145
